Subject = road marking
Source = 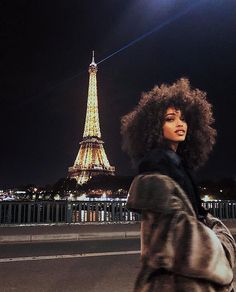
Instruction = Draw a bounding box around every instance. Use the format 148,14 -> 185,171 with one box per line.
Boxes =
0,250 -> 140,263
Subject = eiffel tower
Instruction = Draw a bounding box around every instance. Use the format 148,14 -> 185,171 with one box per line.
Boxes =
68,52 -> 115,184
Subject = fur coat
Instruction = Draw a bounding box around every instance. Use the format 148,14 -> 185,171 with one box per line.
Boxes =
127,172 -> 236,292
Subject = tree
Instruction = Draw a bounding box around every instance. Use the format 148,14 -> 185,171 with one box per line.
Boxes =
80,175 -> 134,197
52,177 -> 78,199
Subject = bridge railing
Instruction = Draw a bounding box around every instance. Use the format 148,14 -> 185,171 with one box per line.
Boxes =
0,200 -> 235,225
202,201 -> 236,219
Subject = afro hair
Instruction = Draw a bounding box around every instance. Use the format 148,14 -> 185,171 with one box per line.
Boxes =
121,78 -> 217,170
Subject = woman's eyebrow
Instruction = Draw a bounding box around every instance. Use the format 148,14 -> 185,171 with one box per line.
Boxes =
165,112 -> 176,117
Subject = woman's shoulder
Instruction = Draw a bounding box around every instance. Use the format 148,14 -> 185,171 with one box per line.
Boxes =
127,172 -> 196,217
138,148 -> 182,175
138,149 -> 171,173
127,173 -> 182,210
130,172 -> 175,194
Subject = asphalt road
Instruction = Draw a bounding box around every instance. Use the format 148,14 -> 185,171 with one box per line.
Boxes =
0,239 -> 235,292
0,239 -> 140,259
0,239 -> 140,292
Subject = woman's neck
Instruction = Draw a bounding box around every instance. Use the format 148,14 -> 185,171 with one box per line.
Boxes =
168,142 -> 179,152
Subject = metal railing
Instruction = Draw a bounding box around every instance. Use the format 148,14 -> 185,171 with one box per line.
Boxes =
202,201 -> 236,220
0,200 -> 140,225
0,201 -> 67,225
0,200 -> 235,225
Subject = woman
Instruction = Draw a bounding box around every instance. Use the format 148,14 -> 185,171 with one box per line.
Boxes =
121,78 -> 235,291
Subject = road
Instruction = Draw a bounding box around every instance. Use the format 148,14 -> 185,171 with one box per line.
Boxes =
0,239 -> 140,292
0,239 -> 235,292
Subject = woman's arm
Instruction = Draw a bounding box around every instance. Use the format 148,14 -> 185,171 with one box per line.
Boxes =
205,213 -> 236,268
127,173 -> 235,286
143,209 -> 235,286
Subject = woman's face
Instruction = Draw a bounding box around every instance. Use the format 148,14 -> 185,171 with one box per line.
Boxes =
162,107 -> 188,147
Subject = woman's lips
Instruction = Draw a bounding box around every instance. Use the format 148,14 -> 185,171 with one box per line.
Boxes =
175,130 -> 185,135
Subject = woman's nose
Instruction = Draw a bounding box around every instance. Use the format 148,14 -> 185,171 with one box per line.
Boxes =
176,119 -> 184,127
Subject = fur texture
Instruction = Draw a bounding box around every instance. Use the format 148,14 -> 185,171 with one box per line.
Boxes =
127,173 -> 236,291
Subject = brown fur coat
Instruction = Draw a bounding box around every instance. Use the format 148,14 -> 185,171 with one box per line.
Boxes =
127,173 -> 236,292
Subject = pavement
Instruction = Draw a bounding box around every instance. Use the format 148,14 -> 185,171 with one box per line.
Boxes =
0,222 -> 141,243
0,220 -> 236,244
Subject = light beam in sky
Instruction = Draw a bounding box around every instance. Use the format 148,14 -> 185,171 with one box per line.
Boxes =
22,1 -> 202,104
97,1 -> 202,65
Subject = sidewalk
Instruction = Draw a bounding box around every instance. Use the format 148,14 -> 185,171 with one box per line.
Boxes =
0,222 -> 140,243
0,220 -> 235,244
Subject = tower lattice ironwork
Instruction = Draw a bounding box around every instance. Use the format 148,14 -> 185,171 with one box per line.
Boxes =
68,52 -> 115,184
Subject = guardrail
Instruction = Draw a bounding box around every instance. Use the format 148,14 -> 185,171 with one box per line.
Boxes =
0,200 -> 140,225
0,200 -> 235,225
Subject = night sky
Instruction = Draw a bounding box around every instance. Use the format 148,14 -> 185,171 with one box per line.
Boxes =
1,0 -> 236,188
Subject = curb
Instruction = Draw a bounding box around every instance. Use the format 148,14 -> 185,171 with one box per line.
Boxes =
0,231 -> 140,244
0,223 -> 235,244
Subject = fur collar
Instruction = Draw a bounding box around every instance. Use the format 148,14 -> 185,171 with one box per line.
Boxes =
127,172 -> 196,217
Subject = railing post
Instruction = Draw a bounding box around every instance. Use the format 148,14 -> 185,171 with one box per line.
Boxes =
55,203 -> 59,223
111,202 -> 115,222
46,203 -> 50,223
18,203 -> 22,224
78,202 -> 82,223
7,203 -> 12,224
27,203 -> 31,224
225,201 -> 229,219
232,202 -> 236,219
95,202 -> 99,222
0,204 -> 2,224
37,203 -> 41,223
66,201 -> 72,223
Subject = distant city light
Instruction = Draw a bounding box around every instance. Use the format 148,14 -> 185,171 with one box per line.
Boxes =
203,195 -> 210,201
202,195 -> 214,202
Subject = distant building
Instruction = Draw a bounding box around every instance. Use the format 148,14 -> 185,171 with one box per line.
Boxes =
68,52 -> 115,184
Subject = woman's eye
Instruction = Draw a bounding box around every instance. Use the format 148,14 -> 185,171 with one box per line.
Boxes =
180,117 -> 186,122
165,117 -> 174,122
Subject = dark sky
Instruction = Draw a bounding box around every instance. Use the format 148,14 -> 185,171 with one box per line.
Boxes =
1,0 -> 236,187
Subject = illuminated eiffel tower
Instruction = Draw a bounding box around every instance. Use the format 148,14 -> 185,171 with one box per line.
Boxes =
68,52 -> 115,184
